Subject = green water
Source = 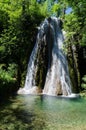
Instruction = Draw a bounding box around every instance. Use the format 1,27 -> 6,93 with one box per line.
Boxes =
0,95 -> 86,130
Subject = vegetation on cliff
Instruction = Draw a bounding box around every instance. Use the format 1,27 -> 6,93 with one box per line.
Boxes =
0,0 -> 86,98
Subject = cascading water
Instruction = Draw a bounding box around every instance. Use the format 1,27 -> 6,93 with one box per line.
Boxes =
18,17 -> 72,96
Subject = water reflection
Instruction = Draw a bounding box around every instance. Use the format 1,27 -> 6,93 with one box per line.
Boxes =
0,95 -> 86,130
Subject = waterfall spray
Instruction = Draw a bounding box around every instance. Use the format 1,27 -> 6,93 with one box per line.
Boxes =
18,17 -> 72,96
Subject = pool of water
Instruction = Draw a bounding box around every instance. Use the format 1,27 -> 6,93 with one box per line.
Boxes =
0,95 -> 86,130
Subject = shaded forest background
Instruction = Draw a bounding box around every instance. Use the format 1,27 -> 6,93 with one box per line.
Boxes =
0,0 -> 86,99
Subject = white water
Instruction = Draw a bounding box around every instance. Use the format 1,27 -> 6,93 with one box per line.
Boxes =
43,17 -> 71,96
18,43 -> 39,94
18,17 -> 72,96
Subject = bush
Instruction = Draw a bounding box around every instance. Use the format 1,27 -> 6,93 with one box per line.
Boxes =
0,64 -> 17,99
81,75 -> 86,90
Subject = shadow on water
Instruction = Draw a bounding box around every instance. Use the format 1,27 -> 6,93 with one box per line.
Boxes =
0,95 -> 46,130
0,94 -> 86,130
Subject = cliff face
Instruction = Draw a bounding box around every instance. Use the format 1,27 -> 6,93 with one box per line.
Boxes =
67,44 -> 84,93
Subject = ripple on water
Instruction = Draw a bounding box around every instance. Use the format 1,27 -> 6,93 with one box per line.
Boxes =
0,95 -> 86,130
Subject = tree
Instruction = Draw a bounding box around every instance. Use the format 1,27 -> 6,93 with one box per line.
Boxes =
0,0 -> 47,96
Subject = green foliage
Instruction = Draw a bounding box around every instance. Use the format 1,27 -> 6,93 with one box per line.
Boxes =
63,0 -> 86,91
81,75 -> 86,89
0,64 -> 17,97
39,0 -> 50,17
0,9 -> 9,34
64,0 -> 86,46
0,0 -> 48,98
0,64 -> 17,83
51,3 -> 61,17
64,13 -> 80,46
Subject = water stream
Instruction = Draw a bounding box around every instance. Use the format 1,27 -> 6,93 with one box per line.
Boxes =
0,95 -> 86,130
18,17 -> 72,96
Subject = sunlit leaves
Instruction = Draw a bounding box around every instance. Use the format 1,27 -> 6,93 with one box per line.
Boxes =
64,0 -> 86,46
51,3 -> 61,16
81,75 -> 86,89
0,64 -> 17,83
64,13 -> 80,32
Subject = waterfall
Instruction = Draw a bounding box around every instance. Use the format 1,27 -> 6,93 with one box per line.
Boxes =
18,17 -> 72,96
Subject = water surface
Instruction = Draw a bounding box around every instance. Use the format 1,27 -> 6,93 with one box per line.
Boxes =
0,95 -> 86,130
